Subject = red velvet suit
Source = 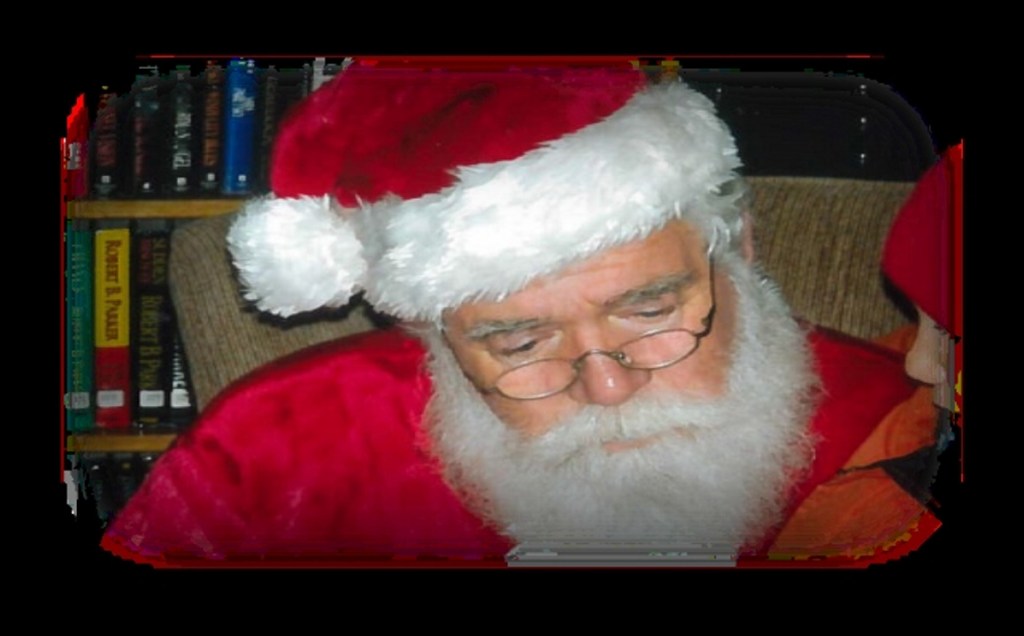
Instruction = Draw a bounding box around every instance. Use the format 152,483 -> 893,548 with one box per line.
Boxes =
102,327 -> 929,566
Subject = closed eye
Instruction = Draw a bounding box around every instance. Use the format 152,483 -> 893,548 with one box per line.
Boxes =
632,306 -> 676,319
499,340 -> 539,357
489,329 -> 559,361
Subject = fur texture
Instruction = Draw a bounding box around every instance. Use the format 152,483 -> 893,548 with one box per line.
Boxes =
227,195 -> 366,317
229,81 -> 743,321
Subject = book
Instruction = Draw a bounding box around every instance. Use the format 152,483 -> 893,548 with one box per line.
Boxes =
311,57 -> 327,92
253,65 -> 279,194
131,219 -> 174,427
65,94 -> 90,199
110,452 -> 142,514
91,90 -> 122,199
167,66 -> 196,196
169,321 -> 198,427
301,61 -> 312,98
221,59 -> 257,195
94,222 -> 131,428
81,452 -> 118,523
66,219 -> 94,432
130,72 -> 163,197
199,62 -> 224,194
310,57 -> 348,93
275,66 -> 308,123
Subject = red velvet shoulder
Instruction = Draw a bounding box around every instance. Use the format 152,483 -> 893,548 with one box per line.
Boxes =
204,328 -> 430,421
103,329 -> 510,564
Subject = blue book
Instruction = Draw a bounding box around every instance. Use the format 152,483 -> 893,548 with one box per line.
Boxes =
221,59 -> 257,195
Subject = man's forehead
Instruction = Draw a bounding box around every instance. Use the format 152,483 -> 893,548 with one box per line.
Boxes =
445,220 -> 707,330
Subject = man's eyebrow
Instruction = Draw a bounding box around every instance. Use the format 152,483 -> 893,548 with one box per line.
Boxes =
604,271 -> 696,309
463,317 -> 550,342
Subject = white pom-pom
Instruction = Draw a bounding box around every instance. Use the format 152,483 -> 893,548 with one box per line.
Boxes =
227,195 -> 367,317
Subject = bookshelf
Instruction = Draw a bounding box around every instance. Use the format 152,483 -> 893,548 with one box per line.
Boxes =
68,430 -> 178,453
68,199 -> 243,220
66,200 -> 239,454
63,57 -> 333,523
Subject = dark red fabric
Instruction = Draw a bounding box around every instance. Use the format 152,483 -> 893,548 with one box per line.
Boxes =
881,147 -> 957,331
102,330 -> 511,564
103,327 -> 913,566
270,66 -> 646,206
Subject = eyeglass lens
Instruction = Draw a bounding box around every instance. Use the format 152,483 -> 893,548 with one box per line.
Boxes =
494,329 -> 701,400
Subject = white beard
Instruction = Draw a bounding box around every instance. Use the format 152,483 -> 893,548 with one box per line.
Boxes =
421,253 -> 819,552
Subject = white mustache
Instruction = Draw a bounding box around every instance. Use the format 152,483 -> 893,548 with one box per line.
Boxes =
423,252 -> 818,546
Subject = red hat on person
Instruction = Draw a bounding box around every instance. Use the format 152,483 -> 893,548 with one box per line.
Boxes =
228,62 -> 745,322
882,147 -> 958,332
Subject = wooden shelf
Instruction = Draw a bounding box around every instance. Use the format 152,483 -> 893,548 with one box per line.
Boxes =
68,431 -> 177,453
68,199 -> 245,220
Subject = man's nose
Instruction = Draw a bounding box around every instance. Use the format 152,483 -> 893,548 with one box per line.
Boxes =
568,350 -> 651,407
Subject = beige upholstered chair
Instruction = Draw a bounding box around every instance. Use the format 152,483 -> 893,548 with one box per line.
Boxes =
169,176 -> 915,412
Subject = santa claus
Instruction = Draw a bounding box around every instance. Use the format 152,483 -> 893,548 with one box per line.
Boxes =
102,63 -> 942,566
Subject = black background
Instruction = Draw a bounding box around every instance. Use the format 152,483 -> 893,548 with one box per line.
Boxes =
43,41 -> 975,588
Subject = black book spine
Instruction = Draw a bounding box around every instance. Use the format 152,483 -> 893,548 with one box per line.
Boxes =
82,452 -> 118,523
167,67 -> 196,196
301,62 -> 312,98
199,63 -> 224,194
168,219 -> 197,427
131,219 -> 174,427
131,75 -> 162,197
91,92 -> 120,198
168,324 -> 198,426
255,66 -> 279,194
274,67 -> 307,131
110,452 -> 141,514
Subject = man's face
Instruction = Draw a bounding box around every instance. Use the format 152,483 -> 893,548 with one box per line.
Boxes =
425,219 -> 816,546
443,220 -> 740,439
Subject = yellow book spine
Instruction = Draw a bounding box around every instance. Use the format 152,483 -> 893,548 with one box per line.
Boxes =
94,228 -> 130,348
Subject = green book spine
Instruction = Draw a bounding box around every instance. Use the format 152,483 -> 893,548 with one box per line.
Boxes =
66,219 -> 94,432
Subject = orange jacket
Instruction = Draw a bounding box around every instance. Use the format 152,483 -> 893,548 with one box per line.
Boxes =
768,325 -> 943,563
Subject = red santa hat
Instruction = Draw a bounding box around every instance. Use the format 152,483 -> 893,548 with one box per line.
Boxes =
882,147 -> 958,332
227,63 -> 744,322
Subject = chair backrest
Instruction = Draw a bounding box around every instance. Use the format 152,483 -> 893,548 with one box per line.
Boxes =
169,213 -> 380,410
169,175 -> 914,411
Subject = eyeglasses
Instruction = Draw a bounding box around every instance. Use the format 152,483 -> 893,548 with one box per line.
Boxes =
480,254 -> 717,401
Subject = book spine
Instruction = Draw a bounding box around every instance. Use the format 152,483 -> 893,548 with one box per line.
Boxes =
66,94 -> 90,199
275,67 -> 306,124
254,66 -> 278,194
301,62 -> 312,98
168,323 -> 198,426
131,220 -> 173,427
131,75 -> 162,197
168,67 -> 195,196
91,92 -> 121,198
311,57 -> 326,92
111,452 -> 142,514
66,219 -> 95,432
221,59 -> 256,195
199,63 -> 224,194
169,219 -> 198,426
82,452 -> 119,523
94,224 -> 131,428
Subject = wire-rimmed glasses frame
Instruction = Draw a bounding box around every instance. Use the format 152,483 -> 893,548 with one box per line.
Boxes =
480,252 -> 718,401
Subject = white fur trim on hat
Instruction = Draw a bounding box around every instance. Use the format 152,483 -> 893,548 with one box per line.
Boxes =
227,195 -> 367,317
361,81 -> 743,321
229,81 -> 742,322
